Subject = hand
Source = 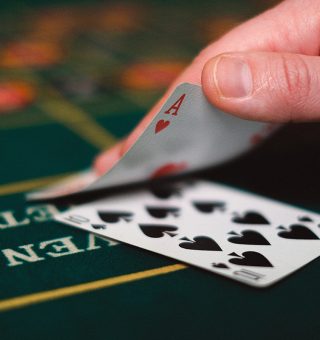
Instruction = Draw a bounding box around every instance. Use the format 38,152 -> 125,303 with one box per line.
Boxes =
95,0 -> 320,175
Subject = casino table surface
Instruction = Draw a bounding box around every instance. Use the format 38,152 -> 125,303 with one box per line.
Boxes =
1,1 -> 320,339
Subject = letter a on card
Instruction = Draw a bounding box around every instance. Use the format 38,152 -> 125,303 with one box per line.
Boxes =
164,94 -> 185,116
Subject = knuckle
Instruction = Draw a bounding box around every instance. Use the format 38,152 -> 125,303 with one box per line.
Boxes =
277,54 -> 311,108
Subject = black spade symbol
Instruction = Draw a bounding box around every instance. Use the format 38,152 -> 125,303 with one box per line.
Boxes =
98,211 -> 133,223
138,224 -> 178,238
192,201 -> 225,213
150,185 -> 181,199
146,206 -> 180,219
228,230 -> 270,245
277,224 -> 319,240
232,211 -> 270,225
212,263 -> 229,269
298,216 -> 313,222
179,236 -> 222,251
229,251 -> 273,267
91,224 -> 106,230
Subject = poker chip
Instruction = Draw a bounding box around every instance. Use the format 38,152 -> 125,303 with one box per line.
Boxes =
0,40 -> 63,68
121,61 -> 186,90
0,81 -> 36,114
32,8 -> 79,38
93,4 -> 143,32
30,6 -> 99,42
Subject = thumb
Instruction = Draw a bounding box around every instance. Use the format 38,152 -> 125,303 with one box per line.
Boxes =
202,51 -> 320,122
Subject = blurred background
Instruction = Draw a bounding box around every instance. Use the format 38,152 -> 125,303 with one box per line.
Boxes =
0,0 -> 280,120
3,0 -> 320,210
3,3 -> 320,340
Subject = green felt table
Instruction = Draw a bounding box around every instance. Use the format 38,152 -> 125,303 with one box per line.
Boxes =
1,1 -> 320,339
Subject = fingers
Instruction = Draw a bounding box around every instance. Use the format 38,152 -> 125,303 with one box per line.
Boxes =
202,51 -> 320,122
183,0 -> 320,84
94,0 -> 320,174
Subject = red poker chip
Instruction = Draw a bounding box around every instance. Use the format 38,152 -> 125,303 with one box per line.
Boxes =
0,81 -> 36,114
0,41 -> 63,68
121,61 -> 186,90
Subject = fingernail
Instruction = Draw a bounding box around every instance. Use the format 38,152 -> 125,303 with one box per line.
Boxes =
214,56 -> 253,98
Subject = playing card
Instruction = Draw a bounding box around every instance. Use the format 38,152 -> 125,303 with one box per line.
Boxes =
54,180 -> 320,288
28,83 -> 276,200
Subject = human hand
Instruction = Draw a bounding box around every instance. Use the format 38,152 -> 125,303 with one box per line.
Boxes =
95,0 -> 320,175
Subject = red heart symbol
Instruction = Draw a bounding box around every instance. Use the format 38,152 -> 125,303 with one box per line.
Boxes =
150,162 -> 188,178
155,119 -> 170,134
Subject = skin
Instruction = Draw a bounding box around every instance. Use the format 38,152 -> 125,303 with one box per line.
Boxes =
95,0 -> 320,175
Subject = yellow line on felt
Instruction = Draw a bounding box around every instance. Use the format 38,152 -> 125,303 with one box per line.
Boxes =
0,264 -> 186,312
0,172 -> 74,196
38,98 -> 117,150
